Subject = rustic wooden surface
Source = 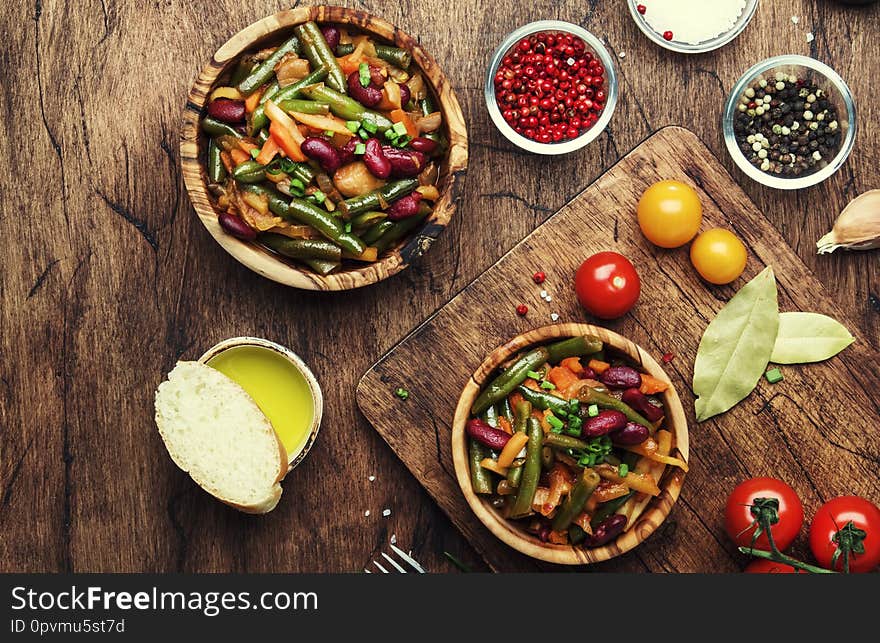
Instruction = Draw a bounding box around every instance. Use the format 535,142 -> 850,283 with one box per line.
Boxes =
1,1 -> 877,573
358,126 -> 880,571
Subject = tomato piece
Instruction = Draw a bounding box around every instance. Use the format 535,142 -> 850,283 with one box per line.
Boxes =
690,228 -> 747,285
809,496 -> 880,573
744,559 -> 805,573
724,477 -> 804,551
574,252 -> 641,320
637,180 -> 702,248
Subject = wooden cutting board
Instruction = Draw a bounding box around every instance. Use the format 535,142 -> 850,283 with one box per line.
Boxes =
356,127 -> 880,572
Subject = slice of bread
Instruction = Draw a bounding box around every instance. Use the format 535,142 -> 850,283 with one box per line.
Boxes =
154,361 -> 287,514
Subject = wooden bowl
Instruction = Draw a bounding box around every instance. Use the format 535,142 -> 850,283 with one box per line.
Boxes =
180,6 -> 468,290
451,323 -> 690,565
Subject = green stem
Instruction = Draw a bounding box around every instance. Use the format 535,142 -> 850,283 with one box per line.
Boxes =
738,546 -> 836,574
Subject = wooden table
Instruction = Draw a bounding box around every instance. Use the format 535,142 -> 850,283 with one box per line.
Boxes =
1,0 -> 877,573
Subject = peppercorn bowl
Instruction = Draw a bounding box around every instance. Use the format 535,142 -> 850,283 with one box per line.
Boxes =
484,21 -> 618,155
451,323 -> 689,565
180,6 -> 468,290
627,0 -> 759,54
722,55 -> 856,190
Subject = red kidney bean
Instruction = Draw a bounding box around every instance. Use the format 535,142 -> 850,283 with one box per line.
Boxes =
581,367 -> 597,380
600,366 -> 642,389
380,146 -> 426,177
398,82 -> 411,107
363,138 -> 391,179
386,191 -> 422,221
218,212 -> 256,241
207,98 -> 246,123
337,138 -> 360,166
409,136 -> 438,154
584,514 -> 627,547
320,25 -> 340,51
301,137 -> 342,174
611,421 -> 650,446
582,410 -> 627,437
465,418 -> 510,451
347,71 -> 383,107
621,388 -> 664,423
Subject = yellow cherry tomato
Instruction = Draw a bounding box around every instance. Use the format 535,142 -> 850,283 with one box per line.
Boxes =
637,180 -> 703,248
690,228 -> 748,285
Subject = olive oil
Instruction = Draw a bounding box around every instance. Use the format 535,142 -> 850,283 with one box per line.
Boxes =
207,345 -> 315,461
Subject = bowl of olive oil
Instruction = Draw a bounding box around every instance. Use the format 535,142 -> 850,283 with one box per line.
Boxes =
199,337 -> 322,470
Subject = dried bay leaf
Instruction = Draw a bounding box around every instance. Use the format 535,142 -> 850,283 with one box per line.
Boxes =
693,266 -> 779,421
770,312 -> 854,364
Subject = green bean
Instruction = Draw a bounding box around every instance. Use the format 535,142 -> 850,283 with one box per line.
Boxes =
278,99 -> 330,115
230,56 -> 258,86
577,387 -> 654,432
350,210 -> 386,230
238,183 -> 290,218
286,198 -> 367,256
513,400 -> 531,434
256,128 -> 270,144
259,234 -> 342,261
506,459 -> 524,488
295,22 -> 346,93
335,43 -> 355,56
552,469 -> 601,532
302,258 -> 339,275
590,492 -> 634,529
363,220 -> 394,245
237,34 -> 301,96
472,348 -> 549,416
517,385 -> 569,415
201,116 -> 241,139
373,206 -> 430,253
499,398 -> 514,425
207,139 -> 226,183
508,418 -> 543,519
250,67 -> 328,135
469,439 -> 493,495
232,160 -> 266,183
543,433 -> 589,451
374,44 -> 412,69
569,524 -> 587,545
343,178 -> 419,215
546,335 -> 603,363
302,84 -> 393,132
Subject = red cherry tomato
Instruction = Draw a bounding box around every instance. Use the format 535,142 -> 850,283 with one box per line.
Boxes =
724,477 -> 804,551
744,559 -> 805,574
809,496 -> 880,573
574,252 -> 641,320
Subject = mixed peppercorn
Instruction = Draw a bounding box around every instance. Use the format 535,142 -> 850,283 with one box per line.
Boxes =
733,72 -> 841,178
493,31 -> 607,144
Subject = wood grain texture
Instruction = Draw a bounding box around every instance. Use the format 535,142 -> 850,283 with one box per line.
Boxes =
180,6 -> 468,291
450,323 -> 689,565
357,127 -> 880,572
0,0 -> 877,574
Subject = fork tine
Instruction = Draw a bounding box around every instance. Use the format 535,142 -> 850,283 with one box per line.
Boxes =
372,560 -> 389,573
389,543 -> 426,573
380,551 -> 407,573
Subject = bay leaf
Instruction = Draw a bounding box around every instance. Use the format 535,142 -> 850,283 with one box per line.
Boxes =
693,266 -> 779,422
770,312 -> 854,364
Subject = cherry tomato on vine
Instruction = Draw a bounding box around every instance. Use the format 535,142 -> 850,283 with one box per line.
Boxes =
809,496 -> 880,573
689,228 -> 747,285
744,559 -> 805,574
724,477 -> 804,551
574,252 -> 641,320
637,180 -> 702,248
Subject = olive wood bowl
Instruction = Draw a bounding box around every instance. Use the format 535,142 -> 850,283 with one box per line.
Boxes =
451,323 -> 690,565
181,6 -> 468,290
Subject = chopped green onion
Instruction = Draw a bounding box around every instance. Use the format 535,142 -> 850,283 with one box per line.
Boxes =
345,120 -> 361,133
249,148 -> 260,159
323,129 -> 335,138
290,178 -> 305,190
384,128 -> 399,140
362,120 -> 378,134
354,143 -> 366,155
618,463 -> 629,478
587,404 -> 599,418
567,416 -> 582,431
526,370 -> 542,380
547,415 -> 564,430
279,158 -> 296,173
565,425 -> 581,437
291,188 -> 304,197
358,62 -> 371,88
540,381 -> 556,390
554,407 -> 568,418
312,190 -> 326,204
393,121 -> 408,136
358,129 -> 369,140
393,135 -> 412,148
344,222 -> 352,233
568,399 -> 580,413
765,368 -> 784,384
394,387 -> 409,400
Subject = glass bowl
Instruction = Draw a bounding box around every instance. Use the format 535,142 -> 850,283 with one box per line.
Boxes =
627,0 -> 759,54
722,55 -> 857,190
484,20 -> 618,155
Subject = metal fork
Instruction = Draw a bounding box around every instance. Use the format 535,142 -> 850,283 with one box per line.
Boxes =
364,539 -> 426,573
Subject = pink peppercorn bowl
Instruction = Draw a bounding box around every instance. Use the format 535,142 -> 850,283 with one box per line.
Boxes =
485,21 -> 618,155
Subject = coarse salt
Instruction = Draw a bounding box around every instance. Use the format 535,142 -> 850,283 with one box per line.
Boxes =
364,510 -> 371,517
550,313 -> 560,322
368,475 -> 376,482
791,16 -> 799,25
642,0 -> 747,45
806,32 -> 815,43
382,509 -> 392,517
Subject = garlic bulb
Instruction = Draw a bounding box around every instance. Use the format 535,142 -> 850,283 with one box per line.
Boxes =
817,189 -> 880,254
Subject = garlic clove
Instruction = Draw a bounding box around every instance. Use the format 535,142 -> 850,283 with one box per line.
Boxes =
816,189 -> 880,254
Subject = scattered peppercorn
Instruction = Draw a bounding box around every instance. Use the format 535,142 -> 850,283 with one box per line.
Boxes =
733,71 -> 841,178
493,31 -> 607,144
661,352 -> 675,363
394,387 -> 410,400
516,304 -> 528,316
532,271 -> 546,284
662,30 -> 674,41
637,4 -> 647,14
